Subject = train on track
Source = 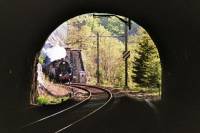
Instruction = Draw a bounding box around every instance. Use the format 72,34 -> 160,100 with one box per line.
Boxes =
44,58 -> 73,83
42,46 -> 86,84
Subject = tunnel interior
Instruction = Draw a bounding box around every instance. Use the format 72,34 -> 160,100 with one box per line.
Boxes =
1,0 -> 200,133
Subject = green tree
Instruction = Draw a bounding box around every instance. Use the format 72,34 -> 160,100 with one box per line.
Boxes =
100,16 -> 125,35
65,14 -> 125,87
131,28 -> 161,89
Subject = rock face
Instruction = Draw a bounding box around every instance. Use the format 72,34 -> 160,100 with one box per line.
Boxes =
40,21 -> 68,61
37,63 -> 46,88
45,21 -> 68,47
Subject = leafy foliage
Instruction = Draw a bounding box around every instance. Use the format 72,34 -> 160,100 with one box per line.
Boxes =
38,55 -> 45,64
63,13 -> 161,91
36,95 -> 69,105
130,28 -> 161,89
100,16 -> 125,35
65,14 -> 125,87
36,96 -> 49,105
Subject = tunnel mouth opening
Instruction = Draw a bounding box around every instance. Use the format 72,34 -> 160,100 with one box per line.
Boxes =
30,13 -> 162,105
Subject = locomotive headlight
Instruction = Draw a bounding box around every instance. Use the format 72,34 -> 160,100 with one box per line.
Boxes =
59,74 -> 62,76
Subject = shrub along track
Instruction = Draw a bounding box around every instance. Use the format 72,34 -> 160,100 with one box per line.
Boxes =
19,84 -> 112,133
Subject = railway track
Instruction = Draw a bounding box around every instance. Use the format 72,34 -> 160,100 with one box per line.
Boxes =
19,84 -> 112,133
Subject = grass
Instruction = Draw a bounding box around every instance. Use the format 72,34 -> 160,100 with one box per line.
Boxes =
36,95 -> 70,105
36,96 -> 49,105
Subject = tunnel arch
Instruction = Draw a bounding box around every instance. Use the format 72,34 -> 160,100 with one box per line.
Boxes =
31,12 -> 163,105
3,1 -> 199,133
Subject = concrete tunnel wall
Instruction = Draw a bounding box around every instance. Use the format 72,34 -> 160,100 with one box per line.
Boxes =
1,0 -> 200,132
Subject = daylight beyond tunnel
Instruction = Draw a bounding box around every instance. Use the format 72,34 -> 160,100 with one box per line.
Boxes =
31,13 -> 161,105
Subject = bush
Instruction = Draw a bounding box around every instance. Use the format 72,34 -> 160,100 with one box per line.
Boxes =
38,55 -> 45,64
36,96 -> 49,105
36,95 -> 70,105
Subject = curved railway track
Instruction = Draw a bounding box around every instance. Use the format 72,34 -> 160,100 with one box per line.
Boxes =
19,84 -> 112,133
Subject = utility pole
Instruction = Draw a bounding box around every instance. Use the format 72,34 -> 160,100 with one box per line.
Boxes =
93,14 -> 131,88
96,32 -> 100,85
124,17 -> 129,89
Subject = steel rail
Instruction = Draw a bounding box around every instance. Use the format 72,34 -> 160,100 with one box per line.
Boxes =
20,86 -> 91,129
54,84 -> 113,133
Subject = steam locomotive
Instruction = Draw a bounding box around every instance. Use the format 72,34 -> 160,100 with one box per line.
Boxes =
44,58 -> 73,84
41,45 -> 86,84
